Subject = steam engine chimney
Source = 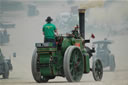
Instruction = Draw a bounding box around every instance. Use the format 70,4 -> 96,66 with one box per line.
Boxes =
79,9 -> 86,39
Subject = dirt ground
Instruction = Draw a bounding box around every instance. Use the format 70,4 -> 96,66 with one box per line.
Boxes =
0,68 -> 128,85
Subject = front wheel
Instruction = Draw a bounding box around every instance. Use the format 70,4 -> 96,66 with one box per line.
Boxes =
63,46 -> 84,82
92,59 -> 103,81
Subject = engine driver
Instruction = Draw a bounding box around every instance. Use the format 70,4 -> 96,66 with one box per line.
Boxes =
42,16 -> 58,47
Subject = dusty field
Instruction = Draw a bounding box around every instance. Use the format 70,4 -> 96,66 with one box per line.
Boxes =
0,67 -> 128,85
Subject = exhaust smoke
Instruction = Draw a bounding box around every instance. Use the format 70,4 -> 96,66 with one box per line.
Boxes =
80,0 -> 104,9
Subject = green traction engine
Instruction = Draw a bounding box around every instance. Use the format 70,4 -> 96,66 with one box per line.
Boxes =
31,9 -> 103,82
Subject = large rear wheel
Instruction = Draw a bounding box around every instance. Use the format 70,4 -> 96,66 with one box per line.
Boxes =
31,48 -> 49,83
64,46 -> 84,82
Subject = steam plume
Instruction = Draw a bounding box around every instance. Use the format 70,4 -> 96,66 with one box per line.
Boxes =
80,0 -> 104,9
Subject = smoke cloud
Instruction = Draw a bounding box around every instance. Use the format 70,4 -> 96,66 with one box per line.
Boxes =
86,0 -> 128,36
80,0 -> 104,9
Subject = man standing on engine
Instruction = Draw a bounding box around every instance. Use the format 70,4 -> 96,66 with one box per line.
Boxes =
42,16 -> 58,46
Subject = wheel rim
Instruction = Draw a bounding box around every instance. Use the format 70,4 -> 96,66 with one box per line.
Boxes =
92,59 -> 103,81
70,48 -> 83,81
32,49 -> 40,82
64,46 -> 84,82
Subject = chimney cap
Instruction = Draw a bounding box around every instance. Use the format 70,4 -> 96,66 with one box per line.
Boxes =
78,9 -> 86,13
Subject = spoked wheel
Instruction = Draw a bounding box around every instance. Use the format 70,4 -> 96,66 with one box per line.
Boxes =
92,59 -> 103,81
64,46 -> 84,82
31,48 -> 49,83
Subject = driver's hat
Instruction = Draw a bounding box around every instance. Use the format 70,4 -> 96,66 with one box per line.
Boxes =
46,16 -> 53,22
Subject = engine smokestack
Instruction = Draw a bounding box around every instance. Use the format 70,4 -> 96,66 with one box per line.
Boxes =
79,9 -> 86,39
